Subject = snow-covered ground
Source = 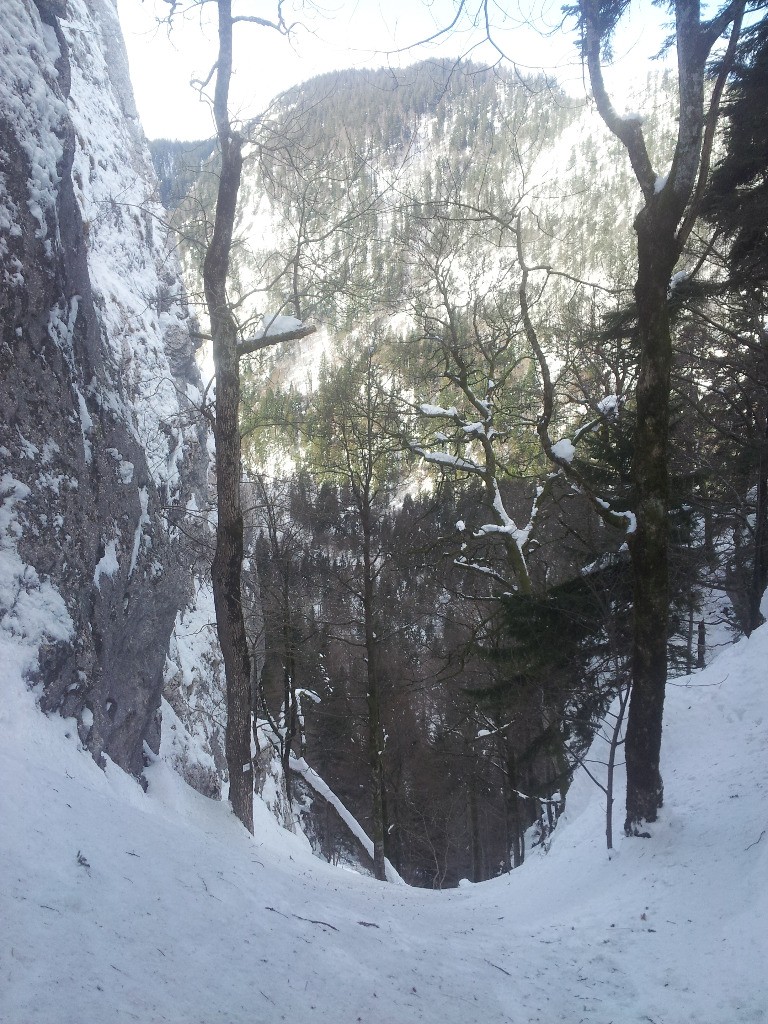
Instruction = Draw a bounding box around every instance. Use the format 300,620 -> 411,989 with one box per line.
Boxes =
2,622 -> 767,1023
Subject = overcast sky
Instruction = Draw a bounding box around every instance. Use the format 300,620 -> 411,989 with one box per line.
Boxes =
115,0 -> 668,141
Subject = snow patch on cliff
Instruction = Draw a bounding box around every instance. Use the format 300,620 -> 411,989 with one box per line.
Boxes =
63,0 -> 201,504
0,473 -> 73,682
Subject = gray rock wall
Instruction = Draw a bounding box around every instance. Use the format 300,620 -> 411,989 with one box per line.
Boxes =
0,0 -> 208,778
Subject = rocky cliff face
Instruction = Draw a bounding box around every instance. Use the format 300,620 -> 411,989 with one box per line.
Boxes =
0,1 -> 398,870
0,0 -> 208,779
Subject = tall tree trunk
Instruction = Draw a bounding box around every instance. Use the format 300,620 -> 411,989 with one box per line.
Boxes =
500,731 -> 524,868
686,599 -> 695,675
624,219 -> 676,832
281,570 -> 298,804
747,431 -> 768,633
466,743 -> 483,882
362,503 -> 387,881
606,684 -> 630,851
697,619 -> 706,668
204,0 -> 253,833
579,0 -> 745,837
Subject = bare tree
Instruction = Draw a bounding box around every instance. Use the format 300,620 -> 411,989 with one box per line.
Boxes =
425,0 -> 755,836
164,0 -> 315,831
308,344 -> 406,879
575,0 -> 749,834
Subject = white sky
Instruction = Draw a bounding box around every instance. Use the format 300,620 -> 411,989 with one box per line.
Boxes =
116,0 -> 671,141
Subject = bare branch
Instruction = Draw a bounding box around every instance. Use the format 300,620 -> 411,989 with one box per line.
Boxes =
579,0 -> 656,197
515,217 -> 634,535
676,2 -> 745,250
237,323 -> 316,357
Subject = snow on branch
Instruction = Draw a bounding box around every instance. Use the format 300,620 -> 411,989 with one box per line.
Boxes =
550,438 -> 575,463
190,314 -> 317,358
418,403 -> 460,419
238,315 -> 316,357
475,480 -> 528,545
453,556 -> 515,590
414,363 -> 537,591
411,445 -> 483,475
290,755 -> 404,884
462,421 -> 488,438
515,218 -> 636,538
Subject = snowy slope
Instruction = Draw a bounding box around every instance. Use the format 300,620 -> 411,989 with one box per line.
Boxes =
2,618 -> 767,1023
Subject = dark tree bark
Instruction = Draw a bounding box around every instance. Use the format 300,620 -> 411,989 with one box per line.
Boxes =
466,743 -> 483,882
697,619 -> 707,668
203,0 -> 254,832
362,452 -> 388,881
505,744 -> 525,869
281,569 -> 299,804
748,465 -> 768,631
579,0 -> 746,835
624,209 -> 677,828
194,2 -> 315,832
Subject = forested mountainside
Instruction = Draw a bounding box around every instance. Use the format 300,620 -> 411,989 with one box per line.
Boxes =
149,136 -> 216,210
161,61 -> 678,328
153,53 -> 768,885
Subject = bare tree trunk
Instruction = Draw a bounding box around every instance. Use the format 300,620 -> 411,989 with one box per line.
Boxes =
697,620 -> 706,668
606,686 -> 630,851
500,731 -> 524,868
204,0 -> 252,833
578,0 -> 745,837
624,220 -> 676,831
466,745 -> 483,882
363,507 -> 387,881
281,571 -> 297,804
747,437 -> 768,633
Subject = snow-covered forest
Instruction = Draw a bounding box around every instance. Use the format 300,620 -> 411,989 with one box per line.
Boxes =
1,0 -> 767,1021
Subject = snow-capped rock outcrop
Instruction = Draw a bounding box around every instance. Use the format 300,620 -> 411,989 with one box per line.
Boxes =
0,0 -> 208,778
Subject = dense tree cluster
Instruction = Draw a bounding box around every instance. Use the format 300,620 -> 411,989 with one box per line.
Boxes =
167,3 -> 767,880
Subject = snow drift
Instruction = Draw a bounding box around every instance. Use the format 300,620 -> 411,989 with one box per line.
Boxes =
1,610 -> 766,1023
